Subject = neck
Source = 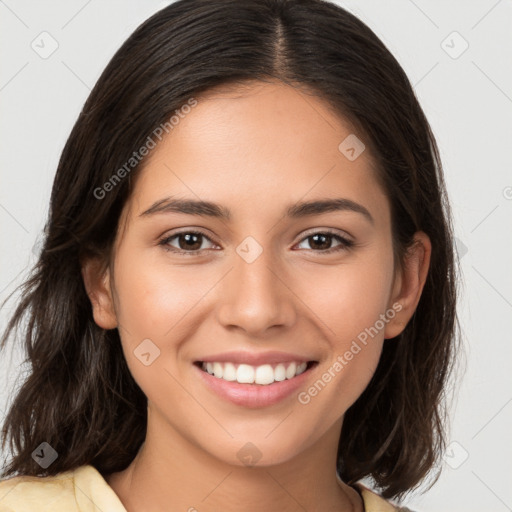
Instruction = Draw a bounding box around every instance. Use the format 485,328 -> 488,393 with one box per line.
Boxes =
106,408 -> 362,512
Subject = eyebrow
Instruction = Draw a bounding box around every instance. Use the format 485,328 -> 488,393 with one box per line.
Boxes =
139,196 -> 374,224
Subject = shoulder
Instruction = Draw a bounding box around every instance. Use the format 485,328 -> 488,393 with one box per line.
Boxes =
357,483 -> 416,512
0,465 -> 126,512
0,467 -> 78,512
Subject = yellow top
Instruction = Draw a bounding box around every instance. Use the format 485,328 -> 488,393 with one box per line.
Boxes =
0,465 -> 400,512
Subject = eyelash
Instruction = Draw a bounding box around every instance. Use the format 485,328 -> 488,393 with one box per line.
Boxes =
158,229 -> 355,256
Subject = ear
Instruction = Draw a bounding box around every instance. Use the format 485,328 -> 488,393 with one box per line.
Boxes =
81,256 -> 118,330
384,231 -> 431,340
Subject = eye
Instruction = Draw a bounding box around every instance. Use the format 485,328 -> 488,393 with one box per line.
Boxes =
295,230 -> 354,254
158,230 -> 218,255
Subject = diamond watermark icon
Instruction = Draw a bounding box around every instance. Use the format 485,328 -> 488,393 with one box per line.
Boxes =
237,442 -> 263,466
134,338 -> 161,366
31,442 -> 58,469
454,237 -> 468,259
441,31 -> 469,60
338,134 -> 365,161
31,31 -> 59,59
236,236 -> 263,264
443,441 -> 469,469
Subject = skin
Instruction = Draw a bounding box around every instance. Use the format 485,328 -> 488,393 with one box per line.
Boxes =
82,80 -> 431,512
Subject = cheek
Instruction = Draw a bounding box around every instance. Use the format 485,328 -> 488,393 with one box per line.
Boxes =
303,251 -> 394,343
113,248 -> 209,337
110,248 -> 213,406
110,247 -> 215,383
294,251 -> 393,414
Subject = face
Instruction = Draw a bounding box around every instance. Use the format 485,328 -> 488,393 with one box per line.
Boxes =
84,80 -> 426,468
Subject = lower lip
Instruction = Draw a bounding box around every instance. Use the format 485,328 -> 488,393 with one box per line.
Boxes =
193,362 -> 317,408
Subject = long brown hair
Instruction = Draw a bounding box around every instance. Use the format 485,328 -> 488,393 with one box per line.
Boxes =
1,0 -> 460,500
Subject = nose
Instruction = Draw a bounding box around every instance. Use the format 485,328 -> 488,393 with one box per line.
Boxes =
216,246 -> 296,336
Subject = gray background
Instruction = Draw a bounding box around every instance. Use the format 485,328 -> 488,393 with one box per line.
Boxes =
1,1 -> 511,510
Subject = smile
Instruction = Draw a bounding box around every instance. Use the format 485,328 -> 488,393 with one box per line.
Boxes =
193,358 -> 318,408
198,361 -> 313,385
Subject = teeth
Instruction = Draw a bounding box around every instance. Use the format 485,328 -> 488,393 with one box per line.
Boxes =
201,361 -> 309,385
213,362 -> 223,378
255,364 -> 274,385
222,362 -> 237,381
237,364 -> 254,383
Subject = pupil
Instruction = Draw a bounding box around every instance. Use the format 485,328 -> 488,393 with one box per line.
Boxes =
311,233 -> 331,250
180,233 -> 201,250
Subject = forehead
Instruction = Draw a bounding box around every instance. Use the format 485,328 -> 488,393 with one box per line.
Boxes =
124,80 -> 388,226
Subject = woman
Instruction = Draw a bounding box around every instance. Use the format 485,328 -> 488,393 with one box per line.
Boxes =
0,0 -> 459,510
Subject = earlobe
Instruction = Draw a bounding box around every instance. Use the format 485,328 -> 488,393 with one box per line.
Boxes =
384,231 -> 431,339
81,257 -> 118,330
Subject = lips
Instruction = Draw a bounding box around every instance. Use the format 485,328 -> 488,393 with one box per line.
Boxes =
193,350 -> 319,407
194,362 -> 317,408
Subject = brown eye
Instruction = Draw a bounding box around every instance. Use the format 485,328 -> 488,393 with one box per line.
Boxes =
159,230 -> 217,254
296,231 -> 354,254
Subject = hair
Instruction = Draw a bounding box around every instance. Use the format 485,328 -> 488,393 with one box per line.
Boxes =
0,0 -> 459,500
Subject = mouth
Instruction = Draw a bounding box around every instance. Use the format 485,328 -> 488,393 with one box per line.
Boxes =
193,360 -> 318,386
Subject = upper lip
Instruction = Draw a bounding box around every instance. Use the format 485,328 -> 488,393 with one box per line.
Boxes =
195,350 -> 317,366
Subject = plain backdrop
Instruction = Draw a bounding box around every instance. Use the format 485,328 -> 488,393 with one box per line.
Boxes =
1,1 -> 511,511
